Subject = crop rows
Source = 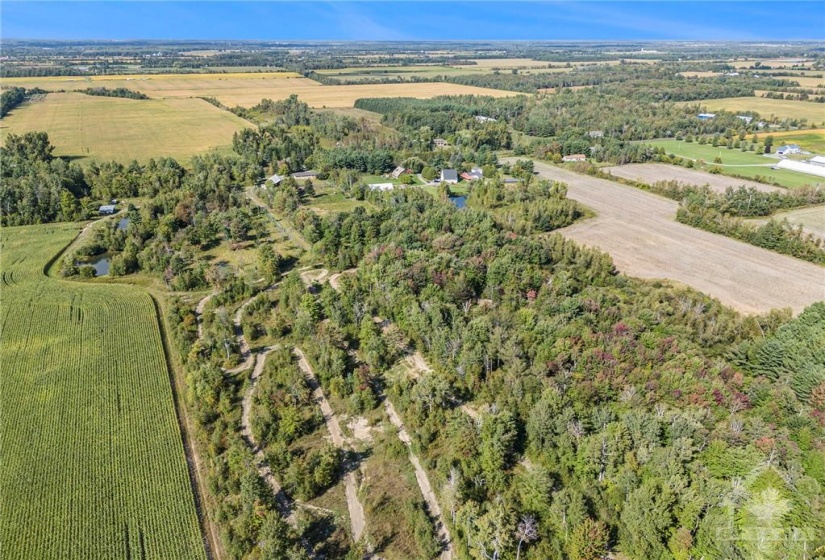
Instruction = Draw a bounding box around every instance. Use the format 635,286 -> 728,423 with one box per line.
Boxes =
0,225 -> 205,559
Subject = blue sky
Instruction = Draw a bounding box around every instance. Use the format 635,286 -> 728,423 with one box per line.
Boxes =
2,1 -> 823,41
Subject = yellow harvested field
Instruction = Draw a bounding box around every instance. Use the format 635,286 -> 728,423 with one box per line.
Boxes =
0,92 -> 251,163
768,127 -> 825,138
679,97 -> 825,124
2,72 -> 515,108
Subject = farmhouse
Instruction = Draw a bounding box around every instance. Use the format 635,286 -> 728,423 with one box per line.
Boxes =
390,166 -> 407,179
368,182 -> 395,191
98,205 -> 117,215
440,169 -> 459,184
776,144 -> 802,156
562,154 -> 587,163
292,170 -> 319,180
433,138 -> 449,148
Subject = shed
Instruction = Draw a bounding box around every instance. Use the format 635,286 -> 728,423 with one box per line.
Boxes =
264,173 -> 282,186
99,205 -> 117,215
390,166 -> 407,179
562,154 -> 587,163
440,169 -> 458,184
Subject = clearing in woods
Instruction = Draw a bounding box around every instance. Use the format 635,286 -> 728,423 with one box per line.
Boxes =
508,159 -> 825,314
0,92 -> 251,163
0,224 -> 206,560
602,163 -> 783,193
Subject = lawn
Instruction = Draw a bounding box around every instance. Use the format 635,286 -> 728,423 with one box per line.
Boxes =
0,224 -> 205,559
678,97 -> 825,124
0,92 -> 251,164
645,139 -> 822,189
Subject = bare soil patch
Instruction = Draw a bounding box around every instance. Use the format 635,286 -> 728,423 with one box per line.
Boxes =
603,163 -> 783,193
512,159 -> 825,314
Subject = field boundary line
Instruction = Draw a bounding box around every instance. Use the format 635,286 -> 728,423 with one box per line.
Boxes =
150,294 -> 218,560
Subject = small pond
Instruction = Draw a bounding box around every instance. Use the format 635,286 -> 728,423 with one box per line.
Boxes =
117,217 -> 130,230
87,254 -> 111,277
449,195 -> 467,209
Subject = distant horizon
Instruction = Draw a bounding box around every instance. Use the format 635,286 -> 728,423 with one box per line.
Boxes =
3,1 -> 824,42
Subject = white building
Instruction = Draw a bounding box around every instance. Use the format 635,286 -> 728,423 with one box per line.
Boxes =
809,155 -> 825,167
368,182 -> 394,191
776,144 -> 802,156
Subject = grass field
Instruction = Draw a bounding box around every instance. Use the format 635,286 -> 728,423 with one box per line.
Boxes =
0,224 -> 205,559
0,92 -> 251,163
763,129 -> 825,153
2,72 -> 515,108
679,97 -> 825,124
645,139 -> 822,189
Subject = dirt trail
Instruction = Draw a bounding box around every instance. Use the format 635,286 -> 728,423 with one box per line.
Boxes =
294,348 -> 367,542
246,187 -> 311,251
299,268 -> 329,287
327,269 -> 357,291
240,346 -> 295,519
195,287 -> 301,525
323,277 -> 453,556
504,158 -> 825,314
384,400 -> 454,560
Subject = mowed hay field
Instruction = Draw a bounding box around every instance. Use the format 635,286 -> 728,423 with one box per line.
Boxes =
603,163 -> 783,193
2,72 -> 516,108
0,92 -> 251,163
508,159 -> 825,314
0,224 -> 206,559
678,97 -> 825,124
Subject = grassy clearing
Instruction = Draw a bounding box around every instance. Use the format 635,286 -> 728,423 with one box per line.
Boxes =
0,92 -> 250,164
678,97 -> 825,124
0,224 -> 205,559
645,139 -> 822,189
308,191 -> 377,215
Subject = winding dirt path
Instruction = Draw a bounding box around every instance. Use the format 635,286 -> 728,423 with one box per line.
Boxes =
294,347 -> 367,542
324,276 -> 453,556
384,400 -> 454,560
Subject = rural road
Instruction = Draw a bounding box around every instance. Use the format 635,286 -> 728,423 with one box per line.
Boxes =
508,159 -> 825,314
294,347 -> 367,542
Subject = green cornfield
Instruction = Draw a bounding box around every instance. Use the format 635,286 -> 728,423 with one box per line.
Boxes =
0,224 -> 206,559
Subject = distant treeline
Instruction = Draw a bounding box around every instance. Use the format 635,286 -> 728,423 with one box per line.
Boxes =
79,87 -> 149,100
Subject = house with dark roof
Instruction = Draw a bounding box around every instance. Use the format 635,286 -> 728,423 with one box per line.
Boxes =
99,205 -> 117,215
440,169 -> 458,184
